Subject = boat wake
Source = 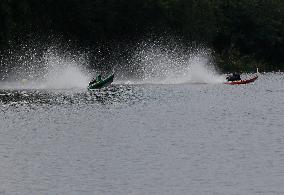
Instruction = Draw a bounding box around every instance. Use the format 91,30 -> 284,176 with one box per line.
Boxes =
0,41 -> 226,90
114,42 -> 225,85
0,48 -> 91,90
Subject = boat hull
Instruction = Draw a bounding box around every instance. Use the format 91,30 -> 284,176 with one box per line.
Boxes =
88,74 -> 114,90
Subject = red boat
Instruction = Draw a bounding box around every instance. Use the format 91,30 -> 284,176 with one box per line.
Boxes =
224,75 -> 258,85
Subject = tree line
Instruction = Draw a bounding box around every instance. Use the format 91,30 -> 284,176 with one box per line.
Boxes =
0,0 -> 284,71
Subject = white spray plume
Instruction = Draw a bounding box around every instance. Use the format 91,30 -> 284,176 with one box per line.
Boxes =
41,50 -> 90,89
121,43 -> 226,84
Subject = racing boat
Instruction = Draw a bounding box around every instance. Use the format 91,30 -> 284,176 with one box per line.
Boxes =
224,75 -> 258,85
88,74 -> 114,90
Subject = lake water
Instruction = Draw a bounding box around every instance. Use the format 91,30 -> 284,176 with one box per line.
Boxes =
0,72 -> 284,195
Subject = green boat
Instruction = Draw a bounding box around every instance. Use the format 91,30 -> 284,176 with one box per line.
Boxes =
88,74 -> 114,90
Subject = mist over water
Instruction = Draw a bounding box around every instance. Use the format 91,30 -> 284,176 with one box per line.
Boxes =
115,42 -> 225,84
0,48 -> 91,89
0,41 -> 226,90
40,50 -> 90,89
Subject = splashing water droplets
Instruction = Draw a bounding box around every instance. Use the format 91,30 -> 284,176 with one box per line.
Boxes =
122,42 -> 226,84
41,50 -> 90,89
1,40 -> 226,90
0,47 -> 91,89
136,43 -> 224,84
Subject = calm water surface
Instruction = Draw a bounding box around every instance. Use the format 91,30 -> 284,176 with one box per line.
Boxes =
0,73 -> 284,195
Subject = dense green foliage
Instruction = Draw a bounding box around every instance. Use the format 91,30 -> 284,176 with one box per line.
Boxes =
1,0 -> 284,71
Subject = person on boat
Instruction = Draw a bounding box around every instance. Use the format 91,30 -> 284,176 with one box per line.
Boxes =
89,74 -> 102,86
97,74 -> 102,82
226,72 -> 241,81
89,78 -> 96,86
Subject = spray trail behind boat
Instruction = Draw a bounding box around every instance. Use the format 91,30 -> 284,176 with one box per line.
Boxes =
0,48 -> 91,90
114,42 -> 225,85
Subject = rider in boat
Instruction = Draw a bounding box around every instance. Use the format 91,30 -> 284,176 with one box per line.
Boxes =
89,74 -> 102,85
226,72 -> 241,81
